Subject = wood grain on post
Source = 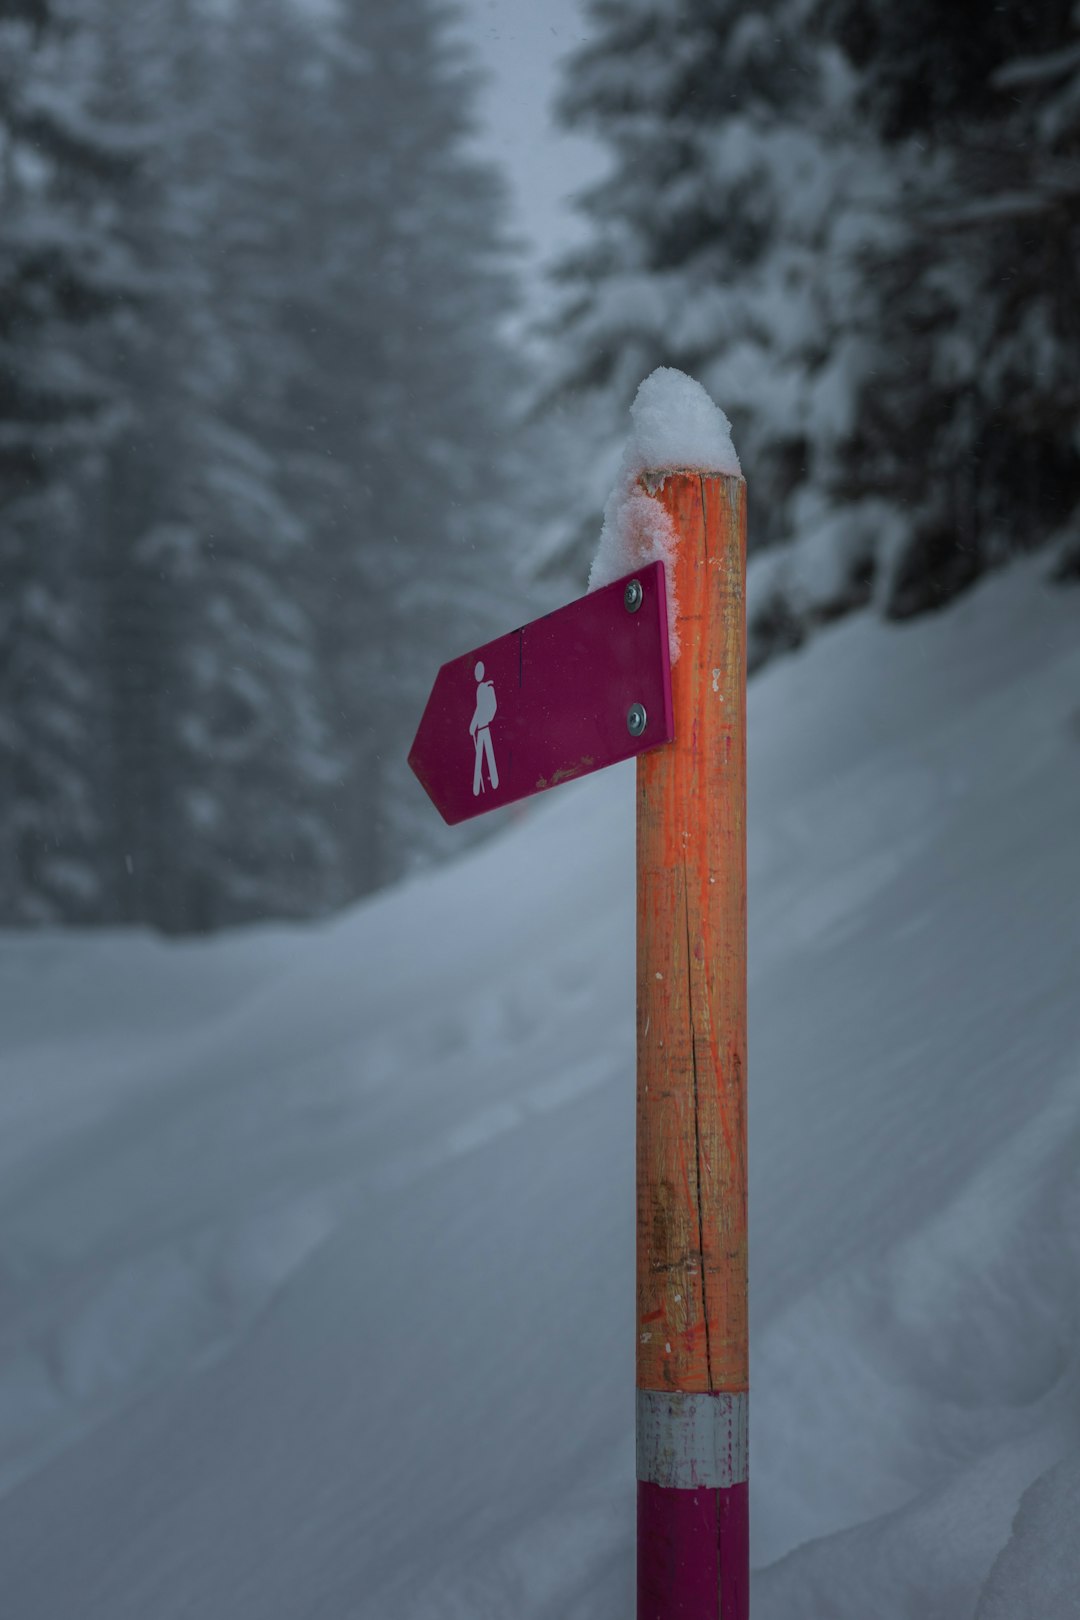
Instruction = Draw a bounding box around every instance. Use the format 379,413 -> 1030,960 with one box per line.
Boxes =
636,470 -> 747,1397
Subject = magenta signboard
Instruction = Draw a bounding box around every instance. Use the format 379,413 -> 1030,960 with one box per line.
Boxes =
408,563 -> 673,825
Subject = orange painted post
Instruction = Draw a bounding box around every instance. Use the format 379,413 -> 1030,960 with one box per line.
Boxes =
636,471 -> 748,1618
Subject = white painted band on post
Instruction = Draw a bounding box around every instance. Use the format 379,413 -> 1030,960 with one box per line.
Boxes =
636,1389 -> 748,1489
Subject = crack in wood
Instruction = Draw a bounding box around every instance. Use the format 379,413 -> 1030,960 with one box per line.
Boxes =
683,861 -> 714,1388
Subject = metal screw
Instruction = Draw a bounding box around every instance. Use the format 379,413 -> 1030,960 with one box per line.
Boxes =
627,702 -> 647,737
624,578 -> 643,613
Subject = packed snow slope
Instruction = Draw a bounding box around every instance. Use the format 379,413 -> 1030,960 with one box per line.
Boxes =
0,561 -> 1078,1619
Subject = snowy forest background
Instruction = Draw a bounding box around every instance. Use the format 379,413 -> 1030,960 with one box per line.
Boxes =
2,5 -> 1080,1617
2,0 -> 1078,932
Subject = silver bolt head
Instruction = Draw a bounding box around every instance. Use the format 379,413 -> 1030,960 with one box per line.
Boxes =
627,702 -> 647,737
624,578 -> 643,613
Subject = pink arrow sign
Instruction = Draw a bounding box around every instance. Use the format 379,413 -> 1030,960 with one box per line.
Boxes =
408,562 -> 674,825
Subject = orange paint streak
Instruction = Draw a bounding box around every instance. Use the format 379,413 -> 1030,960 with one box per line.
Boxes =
636,471 -> 748,1396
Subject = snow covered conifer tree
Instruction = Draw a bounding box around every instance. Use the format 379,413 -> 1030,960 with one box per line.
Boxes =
0,0 -> 139,920
814,0 -> 1080,616
2,0 -> 537,926
547,0 -> 895,648
550,0 -> 1080,667
277,0 -> 533,893
90,0 -> 345,931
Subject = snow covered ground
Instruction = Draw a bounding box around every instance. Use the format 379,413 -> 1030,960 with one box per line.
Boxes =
0,560 -> 1078,1618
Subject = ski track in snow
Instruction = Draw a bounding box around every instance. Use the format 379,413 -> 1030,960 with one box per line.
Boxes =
0,561 -> 1078,1616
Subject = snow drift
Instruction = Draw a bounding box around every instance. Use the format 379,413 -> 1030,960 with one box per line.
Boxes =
0,560 -> 1077,1617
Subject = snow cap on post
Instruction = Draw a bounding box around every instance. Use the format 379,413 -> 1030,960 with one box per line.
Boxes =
589,368 -> 741,662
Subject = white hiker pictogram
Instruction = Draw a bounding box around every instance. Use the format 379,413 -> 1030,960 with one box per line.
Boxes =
470,661 -> 499,795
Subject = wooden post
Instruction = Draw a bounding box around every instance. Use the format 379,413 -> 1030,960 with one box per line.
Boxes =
636,471 -> 748,1619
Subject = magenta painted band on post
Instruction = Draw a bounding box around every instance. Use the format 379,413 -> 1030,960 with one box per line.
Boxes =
638,1480 -> 748,1620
